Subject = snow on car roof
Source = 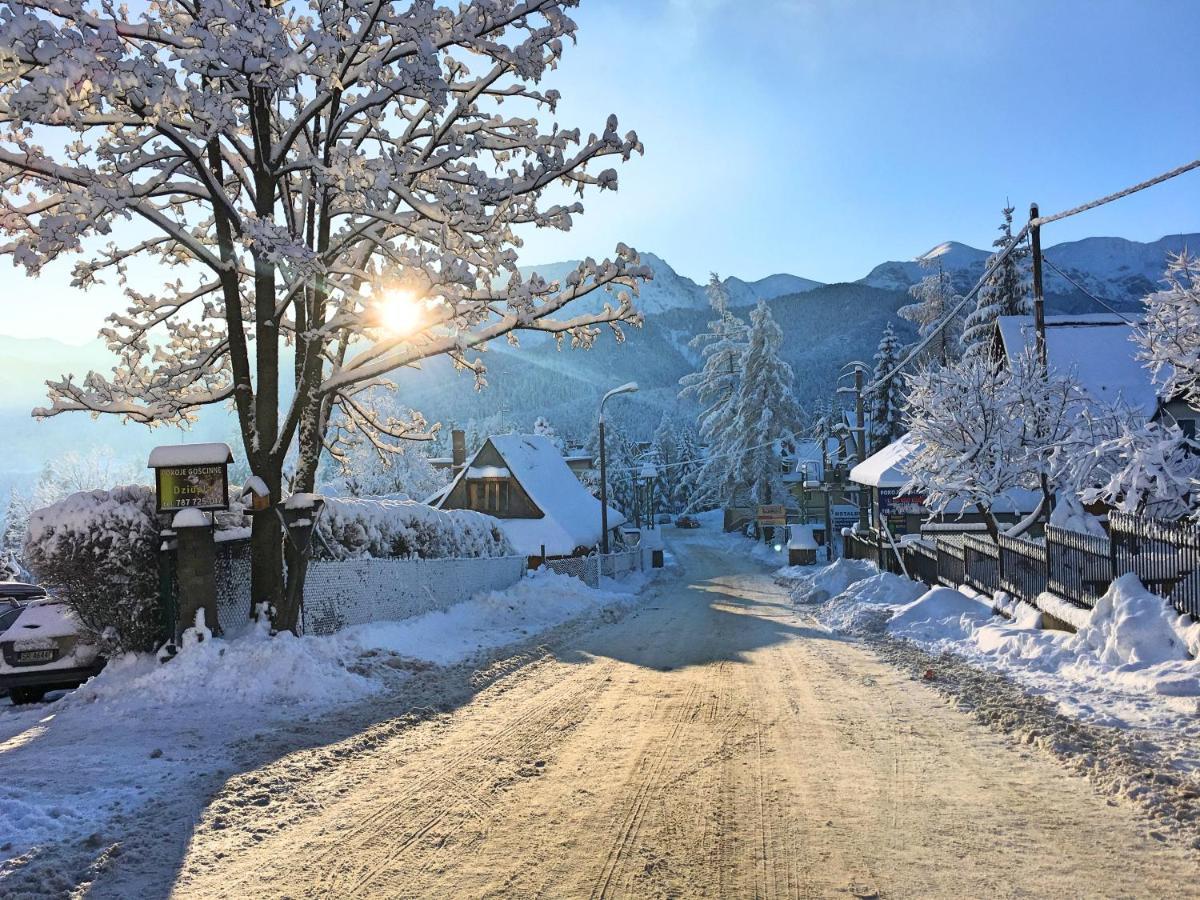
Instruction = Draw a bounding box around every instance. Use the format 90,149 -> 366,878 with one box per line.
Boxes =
147,442 -> 234,468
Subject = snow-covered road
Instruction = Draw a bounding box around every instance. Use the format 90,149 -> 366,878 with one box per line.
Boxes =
6,530 -> 1198,897
165,535 -> 1200,895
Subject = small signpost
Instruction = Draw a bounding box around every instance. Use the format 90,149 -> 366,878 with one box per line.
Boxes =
148,443 -> 233,512
148,443 -> 233,650
756,504 -> 787,527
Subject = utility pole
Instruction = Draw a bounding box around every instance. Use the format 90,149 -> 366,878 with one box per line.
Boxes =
1029,202 -> 1048,370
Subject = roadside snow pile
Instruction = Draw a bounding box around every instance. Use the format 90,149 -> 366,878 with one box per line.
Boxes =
338,569 -> 638,666
887,587 -> 994,644
73,616 -> 379,711
786,558 -> 876,604
1071,573 -> 1189,666
820,572 -> 926,633
317,497 -> 512,560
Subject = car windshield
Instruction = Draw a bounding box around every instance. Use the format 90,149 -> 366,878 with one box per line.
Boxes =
0,606 -> 24,633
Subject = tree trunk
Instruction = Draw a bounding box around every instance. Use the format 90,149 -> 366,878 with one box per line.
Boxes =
250,466 -> 284,622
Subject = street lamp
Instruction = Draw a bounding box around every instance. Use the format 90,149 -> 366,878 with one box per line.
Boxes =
598,381 -> 638,554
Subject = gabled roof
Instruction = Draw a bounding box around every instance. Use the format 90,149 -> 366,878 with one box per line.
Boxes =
438,434 -> 625,557
994,314 -> 1158,416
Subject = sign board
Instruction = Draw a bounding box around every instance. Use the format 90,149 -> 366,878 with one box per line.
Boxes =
831,504 -> 859,528
756,504 -> 787,527
154,464 -> 229,513
879,489 -> 926,518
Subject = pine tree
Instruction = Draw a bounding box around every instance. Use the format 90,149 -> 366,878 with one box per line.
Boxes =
710,301 -> 802,505
868,323 -> 905,450
651,415 -> 681,511
961,204 -> 1030,355
898,261 -> 962,367
679,274 -> 751,506
674,424 -> 705,512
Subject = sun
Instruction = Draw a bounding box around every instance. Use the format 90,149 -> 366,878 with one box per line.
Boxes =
376,289 -> 423,336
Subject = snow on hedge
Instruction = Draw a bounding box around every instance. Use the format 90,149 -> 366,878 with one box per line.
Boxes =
315,497 -> 513,561
24,484 -> 161,652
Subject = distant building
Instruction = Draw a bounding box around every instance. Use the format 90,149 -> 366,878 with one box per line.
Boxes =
434,434 -> 625,563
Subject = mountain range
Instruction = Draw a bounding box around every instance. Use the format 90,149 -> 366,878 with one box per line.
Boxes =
0,231 -> 1193,491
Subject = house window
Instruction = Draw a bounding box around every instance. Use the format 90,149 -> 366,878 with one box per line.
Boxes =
469,480 -> 509,514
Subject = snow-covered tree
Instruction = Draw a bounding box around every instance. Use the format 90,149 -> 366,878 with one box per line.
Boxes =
2,1 -> 648,631
867,323 -> 904,451
318,438 -> 447,501
585,421 -> 636,516
679,274 -> 749,504
532,416 -> 564,451
898,262 -> 961,367
961,205 -> 1030,355
903,348 -> 1085,537
1076,420 -> 1200,519
707,301 -> 800,505
1136,251 -> 1200,407
673,423 -> 704,512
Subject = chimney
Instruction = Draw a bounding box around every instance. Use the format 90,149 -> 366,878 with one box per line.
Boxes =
452,429 -> 467,471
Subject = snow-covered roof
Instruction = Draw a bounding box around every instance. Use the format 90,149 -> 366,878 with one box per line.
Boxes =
849,434 -> 919,488
851,435 -> 1041,513
147,442 -> 233,468
995,314 -> 1158,415
441,434 -> 626,557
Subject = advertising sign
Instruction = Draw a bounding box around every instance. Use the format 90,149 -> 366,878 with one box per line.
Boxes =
155,464 -> 229,513
756,504 -> 787,527
879,488 -> 926,518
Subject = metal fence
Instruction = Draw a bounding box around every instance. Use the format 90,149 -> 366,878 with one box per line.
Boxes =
963,533 -> 1001,595
1110,512 -> 1200,617
935,535 -> 967,589
1045,525 -> 1112,609
543,548 -> 644,589
904,540 -> 938,586
997,534 -> 1046,605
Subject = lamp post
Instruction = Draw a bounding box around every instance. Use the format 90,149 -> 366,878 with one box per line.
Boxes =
599,381 -> 639,554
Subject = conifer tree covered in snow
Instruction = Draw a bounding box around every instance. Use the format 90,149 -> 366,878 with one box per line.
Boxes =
673,423 -> 705,512
679,274 -> 749,505
0,0 -> 648,632
708,301 -> 800,505
868,323 -> 904,451
961,205 -> 1030,355
898,263 -> 962,367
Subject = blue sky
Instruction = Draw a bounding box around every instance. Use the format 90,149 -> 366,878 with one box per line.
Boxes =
520,0 -> 1200,281
6,0 -> 1200,343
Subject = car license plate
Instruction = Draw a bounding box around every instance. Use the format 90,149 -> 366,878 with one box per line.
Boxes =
16,649 -> 55,664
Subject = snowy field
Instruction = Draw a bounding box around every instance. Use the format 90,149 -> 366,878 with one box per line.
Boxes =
0,567 -> 653,875
781,558 -> 1200,845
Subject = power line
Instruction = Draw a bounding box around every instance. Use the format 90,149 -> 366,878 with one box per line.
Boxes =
1032,158 -> 1200,227
865,154 -> 1200,395
1040,256 -> 1137,326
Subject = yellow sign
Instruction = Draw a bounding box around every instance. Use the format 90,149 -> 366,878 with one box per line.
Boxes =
155,464 -> 229,512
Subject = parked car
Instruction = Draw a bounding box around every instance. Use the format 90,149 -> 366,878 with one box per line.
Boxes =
0,597 -> 104,704
674,514 -> 701,529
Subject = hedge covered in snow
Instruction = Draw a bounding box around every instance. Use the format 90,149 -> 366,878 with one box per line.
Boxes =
315,498 -> 513,561
24,484 -> 162,652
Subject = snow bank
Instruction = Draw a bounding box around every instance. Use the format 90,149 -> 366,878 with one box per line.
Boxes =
1069,573 -> 1189,666
337,569 -> 638,667
819,572 -> 926,633
73,617 -> 379,711
787,558 -> 876,604
887,587 -> 994,644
